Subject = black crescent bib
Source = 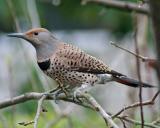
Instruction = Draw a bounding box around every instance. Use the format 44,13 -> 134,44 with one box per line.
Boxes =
38,59 -> 51,70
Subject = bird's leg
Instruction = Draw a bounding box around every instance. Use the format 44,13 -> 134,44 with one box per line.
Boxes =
55,79 -> 69,95
53,85 -> 71,104
73,84 -> 89,102
53,79 -> 70,100
49,86 -> 61,93
59,83 -> 69,96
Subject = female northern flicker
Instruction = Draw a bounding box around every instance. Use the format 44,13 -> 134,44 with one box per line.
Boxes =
8,28 -> 155,93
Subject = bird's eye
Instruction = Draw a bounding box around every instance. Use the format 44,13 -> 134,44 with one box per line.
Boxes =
34,32 -> 38,36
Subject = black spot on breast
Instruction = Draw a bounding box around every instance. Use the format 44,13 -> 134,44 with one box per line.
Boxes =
38,59 -> 51,71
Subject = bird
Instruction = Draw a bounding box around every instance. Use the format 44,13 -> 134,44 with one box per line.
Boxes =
8,28 -> 155,95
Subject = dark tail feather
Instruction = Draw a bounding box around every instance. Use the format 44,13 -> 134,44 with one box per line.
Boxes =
113,76 -> 156,88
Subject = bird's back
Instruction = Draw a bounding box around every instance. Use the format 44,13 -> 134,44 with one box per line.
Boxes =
55,43 -> 112,74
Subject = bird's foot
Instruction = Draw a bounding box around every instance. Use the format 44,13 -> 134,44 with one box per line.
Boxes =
73,89 -> 83,103
73,84 -> 89,102
54,90 -> 63,104
56,81 -> 70,97
53,86 -> 70,103
41,87 -> 62,100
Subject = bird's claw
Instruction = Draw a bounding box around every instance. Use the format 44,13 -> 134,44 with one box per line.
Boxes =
73,89 -> 83,103
54,91 -> 61,104
53,87 -> 70,104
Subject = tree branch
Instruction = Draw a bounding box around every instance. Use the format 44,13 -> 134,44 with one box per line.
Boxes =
0,91 -> 159,128
0,92 -> 44,109
0,91 -> 119,128
0,92 -> 97,114
81,92 -> 119,128
112,90 -> 160,118
81,0 -> 149,14
118,116 -> 160,128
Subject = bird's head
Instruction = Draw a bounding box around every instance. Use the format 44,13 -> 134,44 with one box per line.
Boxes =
8,28 -> 55,47
8,28 -> 58,60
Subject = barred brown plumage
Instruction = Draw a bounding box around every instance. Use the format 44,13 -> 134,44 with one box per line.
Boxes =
8,28 -> 156,93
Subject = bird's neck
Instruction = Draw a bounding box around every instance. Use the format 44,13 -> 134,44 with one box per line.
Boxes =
36,40 -> 58,62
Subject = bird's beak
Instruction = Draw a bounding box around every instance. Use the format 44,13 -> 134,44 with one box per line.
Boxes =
7,33 -> 25,39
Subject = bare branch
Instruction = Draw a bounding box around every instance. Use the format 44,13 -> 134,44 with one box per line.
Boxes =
119,116 -> 160,128
0,90 -> 159,128
0,91 -> 96,112
81,0 -> 149,14
0,91 -> 119,127
134,14 -> 144,128
152,117 -> 160,125
34,95 -> 46,128
18,121 -> 34,126
110,41 -> 148,61
112,91 -> 160,118
81,92 -> 119,128
0,92 -> 44,109
110,41 -> 159,63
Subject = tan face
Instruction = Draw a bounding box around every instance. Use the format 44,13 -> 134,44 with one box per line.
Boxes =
24,28 -> 50,45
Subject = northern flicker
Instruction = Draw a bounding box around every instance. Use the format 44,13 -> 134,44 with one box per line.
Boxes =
8,28 -> 155,94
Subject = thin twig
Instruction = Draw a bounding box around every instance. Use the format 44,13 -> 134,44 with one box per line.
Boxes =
119,116 -> 160,128
81,0 -> 149,14
34,95 -> 46,128
134,14 -> 144,128
110,41 -> 148,61
112,91 -> 160,118
110,41 -> 159,63
151,117 -> 160,125
18,121 -> 34,126
119,118 -> 127,128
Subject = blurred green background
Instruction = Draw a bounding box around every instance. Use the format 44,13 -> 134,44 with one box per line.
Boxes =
0,0 -> 134,38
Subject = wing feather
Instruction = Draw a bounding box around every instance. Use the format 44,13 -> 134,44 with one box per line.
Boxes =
55,43 -> 124,76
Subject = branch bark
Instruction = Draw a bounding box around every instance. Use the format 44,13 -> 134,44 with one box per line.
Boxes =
81,0 -> 149,14
112,91 -> 160,118
81,92 -> 119,128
